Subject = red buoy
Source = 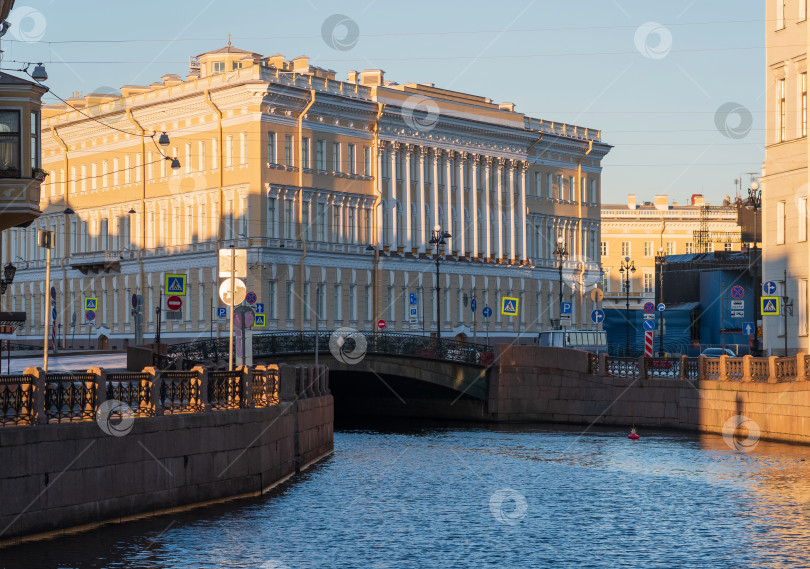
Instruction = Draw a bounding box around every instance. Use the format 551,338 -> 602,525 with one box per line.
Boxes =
628,409 -> 640,440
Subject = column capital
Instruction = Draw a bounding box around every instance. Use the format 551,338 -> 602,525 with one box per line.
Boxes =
518,160 -> 530,172
484,156 -> 494,167
390,141 -> 401,151
420,146 -> 431,157
457,152 -> 469,164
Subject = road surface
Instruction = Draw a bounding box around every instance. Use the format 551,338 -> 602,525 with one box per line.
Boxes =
5,353 -> 128,374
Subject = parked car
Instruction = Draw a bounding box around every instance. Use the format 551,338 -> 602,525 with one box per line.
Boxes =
700,348 -> 738,358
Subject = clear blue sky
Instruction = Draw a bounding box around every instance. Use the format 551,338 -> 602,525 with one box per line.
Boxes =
3,0 -> 764,205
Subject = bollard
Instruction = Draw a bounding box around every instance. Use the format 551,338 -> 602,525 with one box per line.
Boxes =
142,366 -> 164,416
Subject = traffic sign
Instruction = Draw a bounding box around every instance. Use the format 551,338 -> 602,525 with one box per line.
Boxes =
470,298 -> 477,313
643,313 -> 656,320
246,291 -> 257,305
132,294 -> 138,309
482,306 -> 492,318
136,294 -> 144,308
657,303 -> 666,312
377,319 -> 386,330
763,281 -> 778,295
731,300 -> 744,309
217,307 -> 227,318
590,288 -> 604,303
51,307 -> 57,321
84,297 -> 97,310
219,278 -> 247,305
218,248 -> 247,278
560,302 -> 572,315
590,309 -> 605,324
731,285 -> 744,299
165,274 -> 187,296
644,331 -> 654,357
643,302 -> 655,313
50,286 -> 56,299
85,310 -> 95,321
167,296 -> 182,311
743,322 -> 755,335
409,292 -> 418,306
255,303 -> 264,314
254,314 -> 266,327
409,306 -> 418,322
761,296 -> 780,316
643,319 -> 656,331
501,297 -> 519,316
560,315 -> 572,326
731,310 -> 744,319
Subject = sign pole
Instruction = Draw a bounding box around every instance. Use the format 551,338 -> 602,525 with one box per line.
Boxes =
229,247 -> 235,372
43,246 -> 51,373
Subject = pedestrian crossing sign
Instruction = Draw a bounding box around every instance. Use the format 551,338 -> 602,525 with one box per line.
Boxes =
501,296 -> 519,316
165,274 -> 187,296
254,314 -> 266,327
761,296 -> 780,316
84,297 -> 97,310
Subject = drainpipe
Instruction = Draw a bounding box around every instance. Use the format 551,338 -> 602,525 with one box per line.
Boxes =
126,110 -> 147,340
371,102 -> 384,329
51,126 -> 69,349
575,139 -> 593,325
205,90 -> 224,340
298,90 -> 316,332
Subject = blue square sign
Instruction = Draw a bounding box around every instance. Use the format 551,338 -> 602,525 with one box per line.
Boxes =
255,303 -> 264,314
560,302 -> 572,315
216,307 -> 227,318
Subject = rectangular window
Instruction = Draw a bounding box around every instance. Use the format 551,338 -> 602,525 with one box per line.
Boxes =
723,242 -> 733,251
801,279 -> 808,336
124,155 -> 131,184
0,111 -> 21,170
643,272 -> 654,293
621,241 -> 631,257
546,173 -> 553,199
91,163 -> 97,190
590,179 -> 597,203
779,78 -> 787,142
285,283 -> 294,320
29,111 -> 38,170
316,140 -> 326,170
284,134 -> 294,167
777,200 -> 786,244
666,242 -> 675,255
302,137 -> 310,169
317,202 -> 326,241
81,165 -> 87,192
213,61 -> 225,74
777,0 -> 786,29
268,197 -> 277,238
160,153 -> 166,178
348,143 -> 356,174
685,242 -> 694,254
71,166 -> 76,194
801,197 -> 808,242
802,73 -> 807,137
600,241 -> 608,256
569,176 -> 575,201
185,143 -> 192,174
333,142 -> 341,172
802,0 -> 808,20
644,241 -> 653,257
284,200 -> 294,240
268,281 -> 277,320
363,146 -> 371,176
225,135 -> 233,167
212,138 -> 218,169
102,160 -> 108,188
240,132 -> 247,165
603,268 -> 610,293
534,172 -> 541,197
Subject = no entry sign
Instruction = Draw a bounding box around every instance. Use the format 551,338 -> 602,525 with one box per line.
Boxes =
377,319 -> 386,330
167,295 -> 182,311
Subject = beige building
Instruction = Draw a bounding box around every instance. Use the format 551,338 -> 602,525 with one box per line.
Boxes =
763,0 -> 810,355
601,194 -> 741,310
3,45 -> 610,347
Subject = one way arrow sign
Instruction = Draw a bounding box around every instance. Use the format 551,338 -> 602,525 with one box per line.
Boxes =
743,321 -> 755,335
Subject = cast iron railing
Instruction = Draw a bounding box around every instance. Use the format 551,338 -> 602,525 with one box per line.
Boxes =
208,370 -> 242,410
45,373 -> 97,423
106,373 -> 154,417
0,374 -> 35,426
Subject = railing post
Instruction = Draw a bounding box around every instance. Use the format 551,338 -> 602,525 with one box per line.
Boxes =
278,363 -> 297,402
698,355 -> 706,381
88,367 -> 107,409
679,355 -> 688,380
25,367 -> 47,425
718,355 -> 728,381
796,354 -> 805,381
143,366 -> 164,416
742,355 -> 753,382
191,365 -> 210,412
239,365 -> 253,408
637,356 -> 646,380
768,356 -> 779,384
253,364 -> 267,406
599,353 -> 609,377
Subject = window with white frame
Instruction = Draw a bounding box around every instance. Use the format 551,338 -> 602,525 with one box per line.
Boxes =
316,140 -> 326,170
284,134 -> 294,167
777,0 -> 786,29
240,132 -> 247,165
600,241 -> 608,256
284,200 -> 294,240
666,242 -> 675,255
333,142 -> 341,172
546,173 -> 553,199
285,282 -> 294,320
348,143 -> 356,174
302,137 -> 310,169
777,200 -> 786,244
685,242 -> 694,254
800,279 -> 808,336
198,140 -> 206,171
268,197 -> 277,238
225,135 -> 233,167
779,77 -> 787,142
621,241 -> 631,257
643,272 -> 654,293
363,146 -> 371,176
644,241 -> 653,257
724,242 -> 733,251
801,0 -> 807,21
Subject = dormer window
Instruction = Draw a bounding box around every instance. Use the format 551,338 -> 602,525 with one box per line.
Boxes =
232,61 -> 242,70
213,61 -> 225,74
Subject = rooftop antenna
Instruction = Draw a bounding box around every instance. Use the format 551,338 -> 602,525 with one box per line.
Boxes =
228,33 -> 231,47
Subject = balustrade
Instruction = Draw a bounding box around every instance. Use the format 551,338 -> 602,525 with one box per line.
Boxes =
0,374 -> 35,426
726,359 -> 744,381
749,358 -> 770,382
775,356 -> 798,382
606,357 -> 640,378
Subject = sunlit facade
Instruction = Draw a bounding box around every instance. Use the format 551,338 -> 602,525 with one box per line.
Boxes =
5,45 -> 610,347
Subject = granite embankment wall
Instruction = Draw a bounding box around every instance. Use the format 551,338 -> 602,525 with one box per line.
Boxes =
0,364 -> 333,545
488,345 -> 810,444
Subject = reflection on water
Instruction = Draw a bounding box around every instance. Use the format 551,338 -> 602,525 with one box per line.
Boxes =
5,422 -> 810,569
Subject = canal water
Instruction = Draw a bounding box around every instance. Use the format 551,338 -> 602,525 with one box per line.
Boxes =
4,422 -> 810,569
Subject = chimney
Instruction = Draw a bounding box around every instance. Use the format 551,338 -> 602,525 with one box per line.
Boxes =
499,102 -> 516,112
359,69 -> 385,86
691,194 -> 705,206
654,195 -> 669,211
347,70 -> 358,84
627,194 -> 637,210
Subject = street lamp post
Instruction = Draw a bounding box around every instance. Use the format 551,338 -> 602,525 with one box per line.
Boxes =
655,247 -> 666,356
429,225 -> 451,338
554,236 -> 569,330
619,256 -> 636,356
745,181 -> 762,356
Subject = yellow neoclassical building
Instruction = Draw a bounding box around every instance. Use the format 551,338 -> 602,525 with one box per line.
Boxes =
4,45 -> 610,347
601,194 -> 742,309
762,0 -> 810,355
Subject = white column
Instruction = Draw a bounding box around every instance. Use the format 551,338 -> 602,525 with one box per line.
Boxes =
483,157 -> 492,260
495,158 -> 503,261
376,147 -> 384,246
519,161 -> 528,263
389,142 -> 399,249
353,201 -> 360,244
431,149 -> 440,234
471,155 -> 479,258
417,147 -> 427,252
444,151 -> 453,238
457,153 -> 467,256
507,161 -> 516,261
404,144 -> 412,250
